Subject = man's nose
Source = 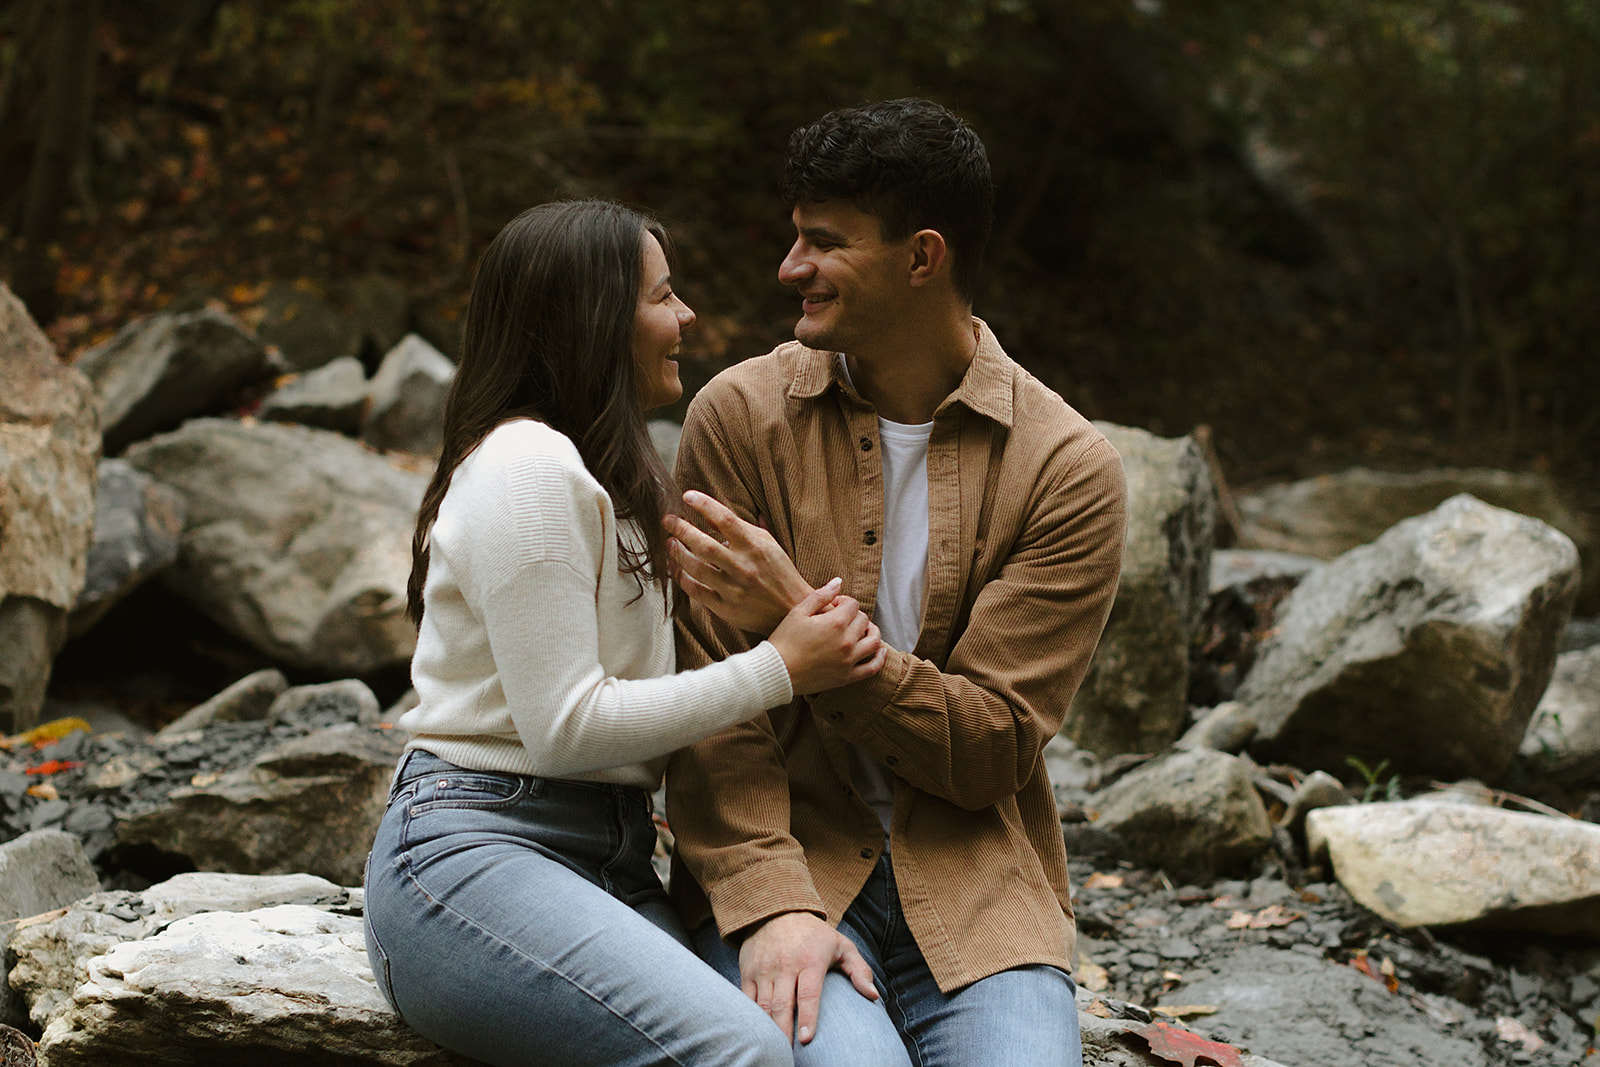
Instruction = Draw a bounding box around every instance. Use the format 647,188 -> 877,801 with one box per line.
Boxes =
778,244 -> 814,286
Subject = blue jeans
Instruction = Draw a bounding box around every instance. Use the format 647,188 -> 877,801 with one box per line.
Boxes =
364,750 -> 791,1067
694,852 -> 1082,1067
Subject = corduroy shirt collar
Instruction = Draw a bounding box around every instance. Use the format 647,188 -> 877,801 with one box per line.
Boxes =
784,317 -> 1015,429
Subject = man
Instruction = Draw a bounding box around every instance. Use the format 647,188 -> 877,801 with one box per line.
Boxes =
664,98 -> 1126,1067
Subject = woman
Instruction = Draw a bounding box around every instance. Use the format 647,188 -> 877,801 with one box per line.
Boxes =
363,200 -> 885,1066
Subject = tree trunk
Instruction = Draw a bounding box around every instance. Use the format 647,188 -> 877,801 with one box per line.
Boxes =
13,0 -> 98,325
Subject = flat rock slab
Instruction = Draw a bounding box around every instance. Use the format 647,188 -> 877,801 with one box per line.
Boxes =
21,892 -> 470,1066
1160,946 -> 1488,1067
1307,799 -> 1600,935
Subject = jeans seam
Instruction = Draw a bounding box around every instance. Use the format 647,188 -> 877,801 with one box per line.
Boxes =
397,860 -> 696,1067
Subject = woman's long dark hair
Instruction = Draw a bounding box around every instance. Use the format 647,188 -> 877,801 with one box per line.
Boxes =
407,199 -> 677,626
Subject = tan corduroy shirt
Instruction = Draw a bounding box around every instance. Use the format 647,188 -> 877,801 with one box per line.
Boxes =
666,319 -> 1127,992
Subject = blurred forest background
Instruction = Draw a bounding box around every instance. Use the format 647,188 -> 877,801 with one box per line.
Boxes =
2,0 -> 1596,515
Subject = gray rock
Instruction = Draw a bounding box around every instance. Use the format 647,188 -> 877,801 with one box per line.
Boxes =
1085,747 -> 1273,880
4,870 -> 470,1067
649,418 -> 682,472
1520,646 -> 1600,784
1209,548 -> 1322,596
255,280 -> 365,373
1066,425 -> 1215,756
67,459 -> 186,637
1175,701 -> 1257,753
362,334 -> 454,456
1238,494 -> 1579,781
1566,617 -> 1600,652
73,306 -> 278,454
0,831 -> 101,1028
115,723 -> 402,885
32,903 -> 470,1066
154,668 -> 289,739
1280,769 -> 1351,837
1160,946 -> 1487,1067
1307,799 -> 1600,935
1237,465 -> 1596,611
267,679 -> 382,728
123,418 -> 427,675
1,284 -> 100,733
8,872 -> 359,1028
258,355 -> 369,434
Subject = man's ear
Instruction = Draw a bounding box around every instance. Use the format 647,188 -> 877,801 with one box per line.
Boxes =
906,229 -> 949,288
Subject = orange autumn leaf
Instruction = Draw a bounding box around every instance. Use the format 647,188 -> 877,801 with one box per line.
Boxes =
24,760 -> 83,776
1129,1021 -> 1244,1067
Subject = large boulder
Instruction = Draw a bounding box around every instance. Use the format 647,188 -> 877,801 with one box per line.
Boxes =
1518,645 -> 1600,786
1307,798 -> 1600,936
122,418 -> 428,675
0,284 -> 99,733
73,307 -> 278,455
7,872 -> 470,1065
116,720 -> 401,886
1237,465 -> 1596,611
1065,424 -> 1215,756
0,831 -> 100,1028
1079,748 -> 1273,880
362,334 -> 453,456
1237,494 -> 1579,781
67,459 -> 186,637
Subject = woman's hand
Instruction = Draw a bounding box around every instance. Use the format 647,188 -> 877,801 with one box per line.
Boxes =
767,580 -> 887,695
665,490 -> 812,635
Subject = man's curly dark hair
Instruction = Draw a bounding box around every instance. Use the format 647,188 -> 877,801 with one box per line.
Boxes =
782,98 -> 995,303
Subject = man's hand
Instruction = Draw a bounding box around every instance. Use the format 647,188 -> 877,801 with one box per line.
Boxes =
737,911 -> 879,1045
665,489 -> 812,635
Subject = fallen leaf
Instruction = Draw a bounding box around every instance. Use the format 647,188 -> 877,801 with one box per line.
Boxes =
1128,1020 -> 1243,1067
1085,998 -> 1114,1018
1495,1017 -> 1544,1052
1154,1005 -> 1220,1020
1225,905 -> 1303,930
1077,958 -> 1110,992
2,717 -> 91,751
8,907 -> 68,931
24,760 -> 82,776
1083,872 -> 1124,890
190,771 -> 222,788
25,783 -> 59,800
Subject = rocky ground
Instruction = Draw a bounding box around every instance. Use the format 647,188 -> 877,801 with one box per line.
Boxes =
4,685 -> 1597,1067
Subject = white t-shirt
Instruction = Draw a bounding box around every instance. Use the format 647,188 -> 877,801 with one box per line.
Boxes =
849,414 -> 933,835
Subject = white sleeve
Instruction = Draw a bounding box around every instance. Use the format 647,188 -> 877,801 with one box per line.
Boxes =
472,450 -> 793,778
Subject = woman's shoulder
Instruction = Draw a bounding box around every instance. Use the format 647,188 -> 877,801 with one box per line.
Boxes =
474,418 -> 583,467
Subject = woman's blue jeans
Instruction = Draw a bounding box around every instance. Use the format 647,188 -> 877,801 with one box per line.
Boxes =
363,750 -> 791,1067
693,850 -> 1083,1067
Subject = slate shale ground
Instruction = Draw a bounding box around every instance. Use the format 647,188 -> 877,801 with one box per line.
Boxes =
3,703 -> 1598,1066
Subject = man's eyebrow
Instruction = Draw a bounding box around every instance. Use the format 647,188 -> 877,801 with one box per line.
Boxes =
798,223 -> 848,243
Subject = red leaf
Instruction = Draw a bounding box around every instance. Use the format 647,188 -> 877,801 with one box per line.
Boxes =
1129,1021 -> 1244,1067
24,760 -> 83,776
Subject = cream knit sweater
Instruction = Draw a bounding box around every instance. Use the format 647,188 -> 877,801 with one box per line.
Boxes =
398,419 -> 793,789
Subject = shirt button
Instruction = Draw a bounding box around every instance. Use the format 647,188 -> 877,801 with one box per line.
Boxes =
860,437 -> 873,451
860,847 -> 874,859
864,529 -> 877,545
829,711 -> 844,722
885,755 -> 899,767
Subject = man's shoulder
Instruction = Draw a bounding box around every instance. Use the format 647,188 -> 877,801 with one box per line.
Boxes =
1001,358 -> 1116,468
686,341 -> 817,428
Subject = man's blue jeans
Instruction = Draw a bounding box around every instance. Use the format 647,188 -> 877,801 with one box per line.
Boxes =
363,750 -> 791,1067
693,851 -> 1083,1067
